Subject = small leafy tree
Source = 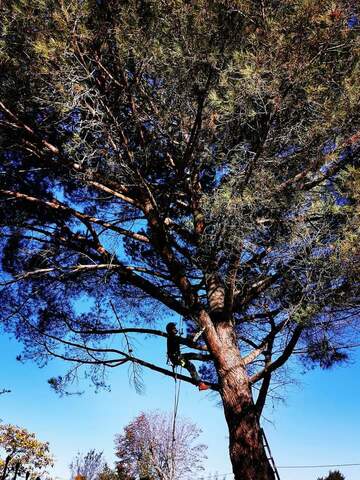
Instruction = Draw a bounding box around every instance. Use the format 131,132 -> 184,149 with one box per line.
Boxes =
317,470 -> 346,480
115,411 -> 207,480
70,450 -> 105,480
0,422 -> 53,479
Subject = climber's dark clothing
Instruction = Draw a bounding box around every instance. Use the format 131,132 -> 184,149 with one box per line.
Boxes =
167,333 -> 181,363
167,333 -> 200,383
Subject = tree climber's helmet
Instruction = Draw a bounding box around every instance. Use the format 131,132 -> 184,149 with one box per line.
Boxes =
166,322 -> 178,334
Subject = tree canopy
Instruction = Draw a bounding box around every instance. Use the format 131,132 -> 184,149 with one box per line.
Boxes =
0,1 -> 359,479
1,0 -> 359,392
115,411 -> 206,480
0,422 -> 54,480
317,470 -> 346,480
69,450 -> 105,480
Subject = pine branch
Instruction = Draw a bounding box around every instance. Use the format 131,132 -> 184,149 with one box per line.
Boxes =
0,189 -> 149,243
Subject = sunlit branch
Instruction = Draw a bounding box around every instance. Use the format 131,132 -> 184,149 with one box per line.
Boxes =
242,319 -> 288,365
0,100 -> 59,154
0,189 -> 149,243
250,325 -> 303,384
234,274 -> 280,311
224,252 -> 241,320
0,101 -> 141,209
236,309 -> 282,323
1,260 -> 189,316
83,180 -> 142,208
0,264 -> 122,286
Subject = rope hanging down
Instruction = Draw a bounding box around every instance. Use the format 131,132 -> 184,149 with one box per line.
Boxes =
171,364 -> 182,443
170,317 -> 184,479
170,363 -> 182,480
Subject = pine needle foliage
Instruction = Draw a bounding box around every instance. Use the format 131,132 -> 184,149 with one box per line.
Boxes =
0,0 -> 359,437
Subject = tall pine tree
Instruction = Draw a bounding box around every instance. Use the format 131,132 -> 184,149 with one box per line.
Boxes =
0,2 -> 359,479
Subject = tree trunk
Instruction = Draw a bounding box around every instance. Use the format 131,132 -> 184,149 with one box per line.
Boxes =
221,372 -> 275,480
204,318 -> 275,480
1,455 -> 11,480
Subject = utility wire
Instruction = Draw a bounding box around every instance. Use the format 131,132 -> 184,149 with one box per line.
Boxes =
278,463 -> 360,469
196,463 -> 360,479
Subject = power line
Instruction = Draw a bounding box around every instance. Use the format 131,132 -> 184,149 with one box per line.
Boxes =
278,463 -> 360,469
196,463 -> 360,479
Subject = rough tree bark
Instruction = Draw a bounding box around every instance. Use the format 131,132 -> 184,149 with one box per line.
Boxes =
199,311 -> 275,480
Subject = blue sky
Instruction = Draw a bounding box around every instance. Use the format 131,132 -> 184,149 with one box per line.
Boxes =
1,331 -> 360,480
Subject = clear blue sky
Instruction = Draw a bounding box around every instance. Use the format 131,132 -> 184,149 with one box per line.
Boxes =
1,331 -> 360,480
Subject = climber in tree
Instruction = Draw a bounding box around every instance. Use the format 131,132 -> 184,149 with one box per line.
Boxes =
166,322 -> 209,391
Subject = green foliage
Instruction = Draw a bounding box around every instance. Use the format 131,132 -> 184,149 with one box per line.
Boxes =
307,337 -> 348,369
